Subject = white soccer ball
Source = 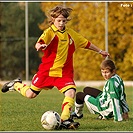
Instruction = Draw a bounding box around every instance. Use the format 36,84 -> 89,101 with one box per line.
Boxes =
41,110 -> 61,130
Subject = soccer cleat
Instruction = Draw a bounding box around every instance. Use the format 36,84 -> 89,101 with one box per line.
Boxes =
1,78 -> 22,93
60,119 -> 80,129
96,112 -> 114,120
96,114 -> 107,120
70,112 -> 83,119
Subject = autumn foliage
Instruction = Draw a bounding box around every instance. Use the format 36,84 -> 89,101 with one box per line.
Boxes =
1,2 -> 132,81
39,2 -> 133,80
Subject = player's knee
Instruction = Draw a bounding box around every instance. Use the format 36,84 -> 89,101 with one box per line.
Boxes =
76,92 -> 84,99
26,93 -> 37,99
83,86 -> 90,93
25,89 -> 37,99
64,88 -> 76,98
76,92 -> 86,104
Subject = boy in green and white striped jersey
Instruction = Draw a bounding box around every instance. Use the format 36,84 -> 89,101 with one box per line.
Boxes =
71,59 -> 129,121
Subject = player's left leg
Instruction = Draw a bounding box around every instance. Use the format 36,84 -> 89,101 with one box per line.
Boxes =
84,95 -> 99,114
70,91 -> 86,119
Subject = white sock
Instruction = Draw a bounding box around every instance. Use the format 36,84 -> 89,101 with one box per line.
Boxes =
75,102 -> 84,117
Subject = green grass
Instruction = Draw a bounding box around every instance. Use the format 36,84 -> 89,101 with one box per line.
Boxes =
0,86 -> 133,131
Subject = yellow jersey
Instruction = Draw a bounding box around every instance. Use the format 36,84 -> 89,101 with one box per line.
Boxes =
37,24 -> 91,78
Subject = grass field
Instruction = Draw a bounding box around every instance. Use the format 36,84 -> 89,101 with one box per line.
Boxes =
0,85 -> 133,132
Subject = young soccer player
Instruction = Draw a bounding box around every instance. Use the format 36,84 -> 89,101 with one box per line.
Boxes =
71,59 -> 130,122
1,6 -> 109,129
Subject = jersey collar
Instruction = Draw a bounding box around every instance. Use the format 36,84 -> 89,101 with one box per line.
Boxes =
51,24 -> 66,33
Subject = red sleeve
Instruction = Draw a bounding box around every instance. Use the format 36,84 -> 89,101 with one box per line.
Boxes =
85,41 -> 91,49
38,39 -> 45,44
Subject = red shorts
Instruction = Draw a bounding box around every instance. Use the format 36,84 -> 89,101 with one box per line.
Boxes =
30,73 -> 76,93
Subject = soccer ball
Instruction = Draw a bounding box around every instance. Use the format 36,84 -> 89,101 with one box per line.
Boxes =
41,110 -> 61,130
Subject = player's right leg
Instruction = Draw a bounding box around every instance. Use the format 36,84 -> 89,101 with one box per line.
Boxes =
83,86 -> 102,98
1,78 -> 22,92
1,77 -> 40,98
84,95 -> 99,114
56,78 -> 80,129
60,89 -> 80,129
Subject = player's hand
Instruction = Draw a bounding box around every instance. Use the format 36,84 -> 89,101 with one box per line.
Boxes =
99,50 -> 110,59
122,112 -> 129,120
35,43 -> 47,51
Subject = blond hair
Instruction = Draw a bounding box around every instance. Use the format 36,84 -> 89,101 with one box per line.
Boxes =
48,6 -> 72,25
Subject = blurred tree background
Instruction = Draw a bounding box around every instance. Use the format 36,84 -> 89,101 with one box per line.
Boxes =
0,2 -> 133,81
0,2 -> 45,80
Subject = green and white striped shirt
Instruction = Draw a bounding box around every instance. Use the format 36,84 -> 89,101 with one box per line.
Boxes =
84,74 -> 129,121
96,74 -> 129,121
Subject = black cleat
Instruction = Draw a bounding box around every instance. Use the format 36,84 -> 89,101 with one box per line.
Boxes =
70,112 -> 83,119
1,78 -> 22,93
96,114 -> 107,120
97,112 -> 113,120
60,119 -> 80,129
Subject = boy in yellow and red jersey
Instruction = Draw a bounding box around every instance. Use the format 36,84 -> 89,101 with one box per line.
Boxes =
2,6 -> 109,129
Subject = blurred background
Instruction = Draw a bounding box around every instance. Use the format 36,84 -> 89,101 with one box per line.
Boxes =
0,2 -> 133,81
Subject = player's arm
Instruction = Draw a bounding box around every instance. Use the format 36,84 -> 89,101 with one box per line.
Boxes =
122,112 -> 129,120
111,98 -> 123,121
35,33 -> 47,51
86,43 -> 109,58
108,80 -> 123,121
35,41 -> 47,51
35,28 -> 52,51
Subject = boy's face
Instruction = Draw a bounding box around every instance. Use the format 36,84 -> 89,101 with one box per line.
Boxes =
53,14 -> 67,31
101,69 -> 115,80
